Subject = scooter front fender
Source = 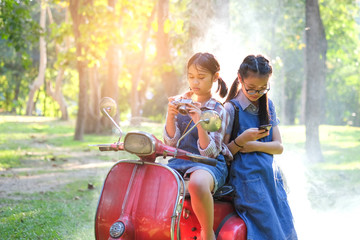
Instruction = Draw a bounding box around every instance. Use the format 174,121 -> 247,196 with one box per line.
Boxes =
95,160 -> 184,240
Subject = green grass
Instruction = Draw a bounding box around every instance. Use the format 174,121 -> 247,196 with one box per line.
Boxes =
0,116 -> 166,239
0,115 -> 359,238
281,124 -> 360,210
0,116 -> 164,170
0,179 -> 101,240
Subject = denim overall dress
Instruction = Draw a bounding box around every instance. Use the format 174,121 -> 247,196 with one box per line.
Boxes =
167,104 -> 228,193
229,99 -> 297,240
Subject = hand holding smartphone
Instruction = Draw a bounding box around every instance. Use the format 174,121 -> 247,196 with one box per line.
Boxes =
258,124 -> 272,131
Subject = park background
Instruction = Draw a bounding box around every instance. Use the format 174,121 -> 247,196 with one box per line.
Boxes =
1,0 -> 360,239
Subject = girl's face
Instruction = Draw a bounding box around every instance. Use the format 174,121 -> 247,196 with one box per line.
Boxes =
188,64 -> 218,97
239,73 -> 270,103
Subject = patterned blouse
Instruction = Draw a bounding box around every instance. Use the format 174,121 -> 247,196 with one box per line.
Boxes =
164,91 -> 233,160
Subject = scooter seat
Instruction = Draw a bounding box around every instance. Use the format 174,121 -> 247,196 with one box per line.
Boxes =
181,181 -> 234,200
213,184 -> 234,199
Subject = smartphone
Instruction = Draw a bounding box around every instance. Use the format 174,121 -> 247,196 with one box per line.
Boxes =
258,124 -> 272,131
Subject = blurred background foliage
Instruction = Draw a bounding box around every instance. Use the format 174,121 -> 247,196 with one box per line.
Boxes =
0,0 -> 359,128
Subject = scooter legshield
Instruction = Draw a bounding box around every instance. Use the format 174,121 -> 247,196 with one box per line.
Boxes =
95,161 -> 182,240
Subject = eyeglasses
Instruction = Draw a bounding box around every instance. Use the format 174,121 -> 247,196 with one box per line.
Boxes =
242,82 -> 270,95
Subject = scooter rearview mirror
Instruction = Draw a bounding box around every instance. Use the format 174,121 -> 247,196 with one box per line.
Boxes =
199,110 -> 221,132
99,97 -> 123,141
175,110 -> 222,157
100,97 -> 117,117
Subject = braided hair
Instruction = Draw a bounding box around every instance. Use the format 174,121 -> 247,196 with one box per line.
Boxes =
225,55 -> 272,125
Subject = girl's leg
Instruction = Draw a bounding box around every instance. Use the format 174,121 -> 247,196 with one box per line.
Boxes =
188,169 -> 215,240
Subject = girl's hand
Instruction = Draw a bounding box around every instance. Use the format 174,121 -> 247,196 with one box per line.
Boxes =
241,128 -> 269,142
186,102 -> 201,123
167,97 -> 179,120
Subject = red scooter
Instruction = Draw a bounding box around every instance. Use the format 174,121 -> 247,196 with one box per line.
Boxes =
93,97 -> 246,240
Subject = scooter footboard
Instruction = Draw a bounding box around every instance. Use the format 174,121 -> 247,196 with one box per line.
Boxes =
95,160 -> 183,240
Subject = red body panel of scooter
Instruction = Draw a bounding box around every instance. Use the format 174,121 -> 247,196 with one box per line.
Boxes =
95,161 -> 182,239
95,160 -> 246,240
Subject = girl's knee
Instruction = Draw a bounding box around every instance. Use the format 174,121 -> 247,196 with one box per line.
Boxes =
188,178 -> 208,195
188,170 -> 214,195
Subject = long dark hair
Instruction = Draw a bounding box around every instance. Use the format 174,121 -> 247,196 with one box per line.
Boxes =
187,52 -> 228,98
225,55 -> 272,125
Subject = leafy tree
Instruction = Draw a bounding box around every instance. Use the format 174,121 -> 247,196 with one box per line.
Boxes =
0,0 -> 40,53
25,0 -> 47,116
69,0 -> 93,140
320,0 -> 360,126
156,0 -> 180,98
0,0 -> 41,114
45,2 -> 71,120
100,0 -> 120,131
305,0 -> 327,162
1,0 -> 360,139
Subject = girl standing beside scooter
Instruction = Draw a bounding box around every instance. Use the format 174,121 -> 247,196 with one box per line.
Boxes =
164,52 -> 232,240
224,54 -> 298,239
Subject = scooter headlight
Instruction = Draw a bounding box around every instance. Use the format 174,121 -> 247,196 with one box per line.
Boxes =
109,221 -> 125,238
124,131 -> 155,156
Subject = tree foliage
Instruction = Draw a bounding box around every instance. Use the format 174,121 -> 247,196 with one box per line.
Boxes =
0,0 -> 359,135
320,0 -> 360,126
0,0 -> 41,114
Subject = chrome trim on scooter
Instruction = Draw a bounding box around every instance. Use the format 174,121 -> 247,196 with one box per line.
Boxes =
173,169 -> 186,240
121,164 -> 139,213
95,159 -> 185,240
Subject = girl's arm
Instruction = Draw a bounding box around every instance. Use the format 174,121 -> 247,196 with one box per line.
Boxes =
165,112 -> 177,138
230,125 -> 283,155
165,97 -> 179,138
226,128 -> 269,155
164,98 -> 180,146
189,103 -> 229,158
244,125 -> 283,154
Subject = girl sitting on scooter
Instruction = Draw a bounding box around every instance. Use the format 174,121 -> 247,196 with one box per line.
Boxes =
224,54 -> 298,239
164,52 -> 232,240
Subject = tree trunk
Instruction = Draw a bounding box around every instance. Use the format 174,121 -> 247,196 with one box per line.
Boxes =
70,0 -> 92,140
283,54 -> 302,125
11,76 -> 21,113
46,68 -> 68,120
25,0 -> 47,116
45,5 -> 69,120
85,67 -> 101,134
187,0 -> 213,54
305,0 -> 327,162
74,59 -> 88,141
130,6 -> 156,125
101,0 -> 120,132
156,0 -> 179,97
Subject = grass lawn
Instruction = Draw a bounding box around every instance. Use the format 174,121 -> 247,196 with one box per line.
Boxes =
281,125 -> 360,209
1,115 -> 359,239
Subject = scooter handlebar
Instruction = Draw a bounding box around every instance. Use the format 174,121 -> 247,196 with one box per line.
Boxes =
92,136 -> 217,166
186,153 -> 217,166
159,143 -> 217,166
90,143 -> 124,151
99,146 -> 113,151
